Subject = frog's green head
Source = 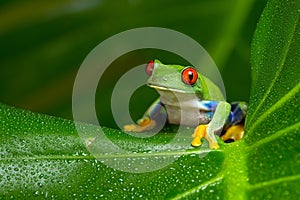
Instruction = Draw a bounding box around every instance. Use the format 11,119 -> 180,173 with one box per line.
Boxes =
146,59 -> 206,97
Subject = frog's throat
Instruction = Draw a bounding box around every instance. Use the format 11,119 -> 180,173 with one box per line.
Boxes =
147,84 -> 194,94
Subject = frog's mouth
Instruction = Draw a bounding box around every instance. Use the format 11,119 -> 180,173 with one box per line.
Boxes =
147,83 -> 191,94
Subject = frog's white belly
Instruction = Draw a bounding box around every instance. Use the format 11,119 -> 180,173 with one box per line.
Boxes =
157,89 -> 212,127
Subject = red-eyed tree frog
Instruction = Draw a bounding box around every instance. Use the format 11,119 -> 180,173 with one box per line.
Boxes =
124,60 -> 247,149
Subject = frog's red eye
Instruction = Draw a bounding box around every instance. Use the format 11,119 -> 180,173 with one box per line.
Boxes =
181,67 -> 198,85
146,60 -> 155,76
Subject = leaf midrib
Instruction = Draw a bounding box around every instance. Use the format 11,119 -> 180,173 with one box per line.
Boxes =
0,149 -> 218,161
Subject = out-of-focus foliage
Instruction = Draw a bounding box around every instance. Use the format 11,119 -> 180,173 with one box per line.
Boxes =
0,0 -> 266,128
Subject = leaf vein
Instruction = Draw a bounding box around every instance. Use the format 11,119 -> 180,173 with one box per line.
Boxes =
247,13 -> 299,126
249,174 -> 300,190
171,176 -> 223,200
248,121 -> 300,150
247,81 -> 300,134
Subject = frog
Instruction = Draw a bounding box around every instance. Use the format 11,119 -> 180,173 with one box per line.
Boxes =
124,60 -> 247,149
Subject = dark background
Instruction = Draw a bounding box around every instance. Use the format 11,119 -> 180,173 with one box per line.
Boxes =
0,0 -> 266,128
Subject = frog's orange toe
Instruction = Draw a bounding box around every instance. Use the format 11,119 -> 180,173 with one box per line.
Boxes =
191,136 -> 202,147
137,117 -> 151,127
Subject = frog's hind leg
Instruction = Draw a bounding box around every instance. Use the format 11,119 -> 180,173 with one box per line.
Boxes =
221,124 -> 244,142
227,101 -> 247,126
221,101 -> 247,142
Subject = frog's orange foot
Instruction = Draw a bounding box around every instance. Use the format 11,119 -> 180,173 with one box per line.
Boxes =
191,124 -> 220,149
221,124 -> 244,142
191,124 -> 207,147
123,118 -> 156,132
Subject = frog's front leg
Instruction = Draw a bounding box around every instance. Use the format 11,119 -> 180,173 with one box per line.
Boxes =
123,98 -> 166,132
123,117 -> 156,132
192,101 -> 231,149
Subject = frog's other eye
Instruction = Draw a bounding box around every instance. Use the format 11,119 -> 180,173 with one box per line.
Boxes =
146,60 -> 155,76
181,67 -> 198,85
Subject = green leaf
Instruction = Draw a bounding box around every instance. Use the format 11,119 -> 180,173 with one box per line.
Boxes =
244,0 -> 300,197
0,0 -> 299,199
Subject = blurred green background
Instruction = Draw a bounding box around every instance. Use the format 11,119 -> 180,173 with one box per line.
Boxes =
0,0 -> 266,128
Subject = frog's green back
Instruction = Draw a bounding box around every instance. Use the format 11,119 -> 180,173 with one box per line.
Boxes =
201,75 -> 225,101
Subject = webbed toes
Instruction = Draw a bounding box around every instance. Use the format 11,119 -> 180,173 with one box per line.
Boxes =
191,124 -> 220,149
191,125 -> 207,147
